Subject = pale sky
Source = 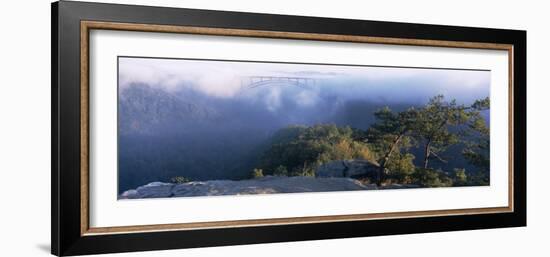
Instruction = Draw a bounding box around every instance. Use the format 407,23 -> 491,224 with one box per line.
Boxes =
118,57 -> 490,106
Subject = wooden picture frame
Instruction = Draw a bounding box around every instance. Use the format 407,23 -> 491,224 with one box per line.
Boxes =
52,1 -> 526,256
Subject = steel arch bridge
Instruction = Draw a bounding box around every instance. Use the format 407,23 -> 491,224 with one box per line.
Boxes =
241,76 -> 316,89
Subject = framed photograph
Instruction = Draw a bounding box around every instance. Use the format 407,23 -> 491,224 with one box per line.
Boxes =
52,1 -> 526,256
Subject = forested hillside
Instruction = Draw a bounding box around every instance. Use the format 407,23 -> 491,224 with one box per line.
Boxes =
119,83 -> 490,193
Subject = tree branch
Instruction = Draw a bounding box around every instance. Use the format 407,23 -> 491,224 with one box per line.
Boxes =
429,150 -> 448,163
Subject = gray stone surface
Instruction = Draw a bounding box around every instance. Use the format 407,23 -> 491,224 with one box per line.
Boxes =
119,176 -> 377,199
125,181 -> 174,199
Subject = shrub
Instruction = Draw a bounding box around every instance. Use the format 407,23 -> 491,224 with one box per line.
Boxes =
251,168 -> 264,178
289,163 -> 316,177
170,176 -> 190,184
412,168 -> 453,187
467,170 -> 490,186
452,168 -> 468,186
259,124 -> 375,176
273,165 -> 288,176
385,153 -> 416,183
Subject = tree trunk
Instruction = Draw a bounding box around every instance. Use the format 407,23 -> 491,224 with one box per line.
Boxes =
423,139 -> 432,169
376,165 -> 384,187
377,134 -> 403,186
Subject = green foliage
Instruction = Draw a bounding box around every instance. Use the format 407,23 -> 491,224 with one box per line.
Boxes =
414,95 -> 461,168
256,94 -> 490,188
463,142 -> 489,172
385,152 -> 416,183
366,107 -> 418,155
467,170 -> 490,186
259,124 -> 375,177
169,176 -> 190,184
413,95 -> 490,170
462,99 -> 490,186
365,106 -> 418,185
251,168 -> 264,178
412,168 -> 453,187
289,163 -> 316,177
273,165 -> 288,176
452,168 -> 468,186
471,97 -> 490,110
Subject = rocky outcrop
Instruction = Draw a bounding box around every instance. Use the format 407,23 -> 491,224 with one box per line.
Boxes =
119,176 -> 378,199
120,182 -> 174,199
380,184 -> 422,189
315,159 -> 379,178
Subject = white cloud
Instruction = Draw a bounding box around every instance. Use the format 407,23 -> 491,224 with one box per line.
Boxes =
118,57 -> 490,106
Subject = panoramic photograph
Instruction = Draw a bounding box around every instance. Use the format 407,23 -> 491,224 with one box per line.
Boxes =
117,57 -> 491,199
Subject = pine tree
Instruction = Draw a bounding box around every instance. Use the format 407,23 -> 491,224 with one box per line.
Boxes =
366,107 -> 418,186
414,95 -> 489,170
462,97 -> 490,184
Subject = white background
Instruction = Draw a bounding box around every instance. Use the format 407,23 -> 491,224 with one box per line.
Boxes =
90,30 -> 509,228
0,0 -> 547,256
